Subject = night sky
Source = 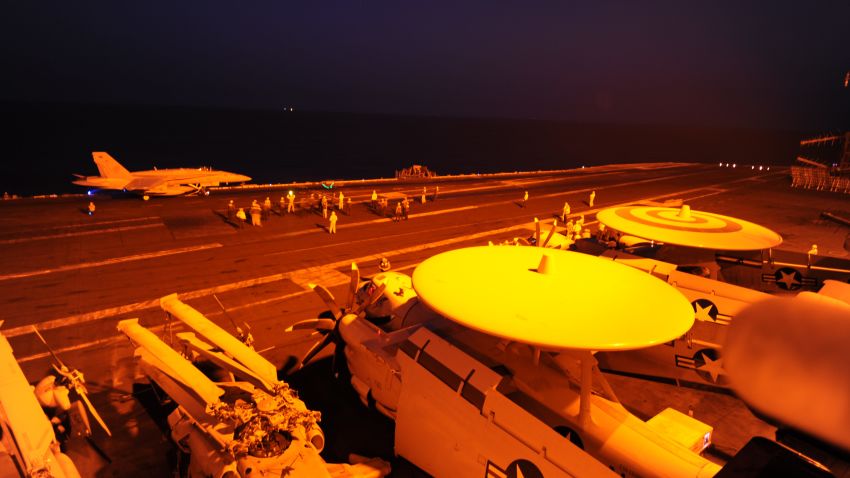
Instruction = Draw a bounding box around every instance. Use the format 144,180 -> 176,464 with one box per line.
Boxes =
2,2 -> 848,129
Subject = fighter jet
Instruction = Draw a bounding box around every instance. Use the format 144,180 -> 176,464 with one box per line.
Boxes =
72,152 -> 251,196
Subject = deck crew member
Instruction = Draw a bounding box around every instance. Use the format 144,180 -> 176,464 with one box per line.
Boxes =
522,190 -> 528,206
321,195 -> 328,219
562,201 -> 571,222
329,211 -> 337,234
87,201 -> 96,216
421,190 -> 426,204
236,207 -> 247,223
345,196 -> 352,215
394,202 -> 402,222
371,190 -> 378,209
402,197 -> 410,220
287,191 -> 296,213
262,197 -> 272,219
589,190 -> 596,207
250,200 -> 262,226
338,191 -> 345,211
434,185 -> 439,201
596,224 -> 607,241
227,200 -> 236,220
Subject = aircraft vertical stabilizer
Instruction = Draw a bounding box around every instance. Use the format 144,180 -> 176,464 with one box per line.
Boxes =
92,152 -> 132,178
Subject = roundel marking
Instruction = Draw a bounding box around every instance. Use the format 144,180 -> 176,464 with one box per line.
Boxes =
693,348 -> 728,385
691,298 -> 718,322
774,267 -> 803,290
506,459 -> 544,478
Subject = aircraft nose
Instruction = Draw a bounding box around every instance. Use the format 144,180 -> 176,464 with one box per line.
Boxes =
233,174 -> 252,182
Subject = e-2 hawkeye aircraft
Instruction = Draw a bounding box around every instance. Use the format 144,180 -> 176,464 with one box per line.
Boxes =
117,294 -> 390,478
290,248 -> 723,478
73,152 -> 251,196
512,206 -> 849,390
593,204 -> 850,295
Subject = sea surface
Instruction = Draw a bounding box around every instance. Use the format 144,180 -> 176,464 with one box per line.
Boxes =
2,102 -> 810,196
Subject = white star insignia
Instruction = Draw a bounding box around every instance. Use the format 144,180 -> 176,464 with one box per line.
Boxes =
777,270 -> 800,289
693,302 -> 715,322
698,354 -> 725,383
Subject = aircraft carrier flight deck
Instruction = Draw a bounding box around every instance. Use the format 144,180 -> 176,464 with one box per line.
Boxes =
2,163 -> 848,477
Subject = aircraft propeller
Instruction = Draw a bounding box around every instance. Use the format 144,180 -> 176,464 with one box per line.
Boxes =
286,263 -> 386,374
212,294 -> 254,348
535,217 -> 541,246
542,218 -> 556,248
31,326 -> 112,437
524,217 -> 558,248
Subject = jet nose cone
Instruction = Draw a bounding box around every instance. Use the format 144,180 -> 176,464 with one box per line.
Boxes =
232,174 -> 251,182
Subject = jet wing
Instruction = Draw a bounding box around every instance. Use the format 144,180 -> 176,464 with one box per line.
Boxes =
123,176 -> 169,193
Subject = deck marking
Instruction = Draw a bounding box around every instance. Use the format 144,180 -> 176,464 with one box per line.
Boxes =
0,243 -> 223,281
5,183 -> 730,341
7,171 -> 760,358
36,216 -> 161,230
0,223 -> 162,244
260,169 -> 706,240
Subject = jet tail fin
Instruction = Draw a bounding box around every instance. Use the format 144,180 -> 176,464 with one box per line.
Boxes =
92,152 -> 132,179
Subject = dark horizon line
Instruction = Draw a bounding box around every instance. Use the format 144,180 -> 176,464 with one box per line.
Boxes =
1,99 -> 833,135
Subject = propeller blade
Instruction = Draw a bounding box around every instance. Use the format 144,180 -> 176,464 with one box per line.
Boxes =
77,387 -> 112,437
212,294 -> 241,334
346,263 -> 360,311
286,318 -> 336,333
310,283 -> 343,320
300,334 -> 335,369
85,435 -> 112,464
534,217 -> 541,247
351,282 -> 387,316
542,220 -> 556,248
332,340 -> 347,379
279,355 -> 300,376
31,326 -> 68,371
